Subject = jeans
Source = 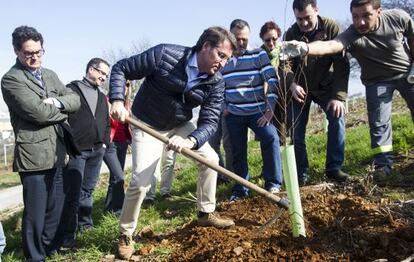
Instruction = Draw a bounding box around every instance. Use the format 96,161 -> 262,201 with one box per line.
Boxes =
104,142 -> 128,213
20,168 -> 64,262
366,77 -> 414,168
115,141 -> 128,169
209,112 -> 233,174
225,112 -> 282,197
289,96 -> 345,178
59,147 -> 105,245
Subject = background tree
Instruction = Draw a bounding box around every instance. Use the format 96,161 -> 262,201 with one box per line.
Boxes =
383,0 -> 414,18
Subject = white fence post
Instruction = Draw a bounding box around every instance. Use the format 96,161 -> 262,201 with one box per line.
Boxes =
3,144 -> 6,167
3,143 -> 13,169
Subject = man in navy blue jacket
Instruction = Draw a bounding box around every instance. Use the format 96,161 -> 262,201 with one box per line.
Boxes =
108,27 -> 236,259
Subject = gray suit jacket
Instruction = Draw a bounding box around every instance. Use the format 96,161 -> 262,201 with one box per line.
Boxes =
1,59 -> 80,172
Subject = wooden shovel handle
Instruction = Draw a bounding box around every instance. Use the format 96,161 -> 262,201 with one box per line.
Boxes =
125,116 -> 289,210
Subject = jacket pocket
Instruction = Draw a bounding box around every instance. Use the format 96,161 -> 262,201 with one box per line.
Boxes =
16,129 -> 49,143
15,130 -> 50,170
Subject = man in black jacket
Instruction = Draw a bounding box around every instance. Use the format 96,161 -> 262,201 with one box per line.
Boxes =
109,27 -> 236,259
58,58 -> 111,250
284,0 -> 350,185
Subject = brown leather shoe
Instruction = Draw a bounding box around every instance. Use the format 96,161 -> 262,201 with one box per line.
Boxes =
118,234 -> 134,259
197,212 -> 235,228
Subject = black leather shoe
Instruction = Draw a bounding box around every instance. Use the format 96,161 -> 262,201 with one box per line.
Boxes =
59,239 -> 77,252
161,193 -> 172,200
326,170 -> 349,183
143,198 -> 155,207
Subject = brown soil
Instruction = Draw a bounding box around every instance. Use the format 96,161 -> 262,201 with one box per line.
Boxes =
129,172 -> 414,262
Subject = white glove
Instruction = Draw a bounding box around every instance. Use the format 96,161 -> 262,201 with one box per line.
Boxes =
407,62 -> 414,84
281,40 -> 309,59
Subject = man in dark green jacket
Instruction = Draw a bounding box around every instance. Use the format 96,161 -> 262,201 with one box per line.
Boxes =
1,26 -> 80,261
284,0 -> 350,185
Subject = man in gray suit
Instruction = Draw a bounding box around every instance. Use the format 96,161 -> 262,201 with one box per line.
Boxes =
1,25 -> 80,261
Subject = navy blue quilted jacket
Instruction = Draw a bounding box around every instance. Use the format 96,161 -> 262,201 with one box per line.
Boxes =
109,44 -> 225,149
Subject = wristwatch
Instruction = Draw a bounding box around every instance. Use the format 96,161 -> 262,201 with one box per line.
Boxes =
188,136 -> 197,149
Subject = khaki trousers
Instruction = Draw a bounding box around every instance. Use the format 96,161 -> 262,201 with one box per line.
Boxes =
119,117 -> 219,236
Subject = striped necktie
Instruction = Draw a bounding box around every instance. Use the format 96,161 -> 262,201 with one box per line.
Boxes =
33,70 -> 43,86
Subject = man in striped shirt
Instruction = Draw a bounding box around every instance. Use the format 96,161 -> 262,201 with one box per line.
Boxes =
222,19 -> 283,202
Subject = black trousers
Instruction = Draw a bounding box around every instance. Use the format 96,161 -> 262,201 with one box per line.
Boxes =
103,141 -> 128,214
20,168 -> 64,262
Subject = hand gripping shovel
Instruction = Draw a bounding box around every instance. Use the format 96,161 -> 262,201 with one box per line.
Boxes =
126,116 -> 289,229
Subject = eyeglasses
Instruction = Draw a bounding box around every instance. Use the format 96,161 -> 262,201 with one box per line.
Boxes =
92,66 -> 108,77
21,49 -> 45,59
264,37 -> 278,43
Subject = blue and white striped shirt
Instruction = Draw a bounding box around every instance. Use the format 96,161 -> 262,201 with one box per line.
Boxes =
222,48 -> 279,116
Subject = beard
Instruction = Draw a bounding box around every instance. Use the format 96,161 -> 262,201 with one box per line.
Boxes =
234,47 -> 247,57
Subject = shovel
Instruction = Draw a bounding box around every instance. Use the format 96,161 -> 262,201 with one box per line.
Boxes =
125,116 -> 289,225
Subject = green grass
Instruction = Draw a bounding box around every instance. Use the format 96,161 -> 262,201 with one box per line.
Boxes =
1,112 -> 413,261
305,120 -> 373,181
302,113 -> 414,182
392,114 -> 414,151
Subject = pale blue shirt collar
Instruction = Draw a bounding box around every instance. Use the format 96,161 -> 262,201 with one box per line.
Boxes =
185,52 -> 208,92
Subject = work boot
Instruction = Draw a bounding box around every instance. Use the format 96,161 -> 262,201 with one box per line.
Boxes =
118,234 -> 134,259
197,212 -> 235,228
326,169 -> 349,183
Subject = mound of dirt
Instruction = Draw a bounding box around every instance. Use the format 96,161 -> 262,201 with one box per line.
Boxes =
134,182 -> 414,262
